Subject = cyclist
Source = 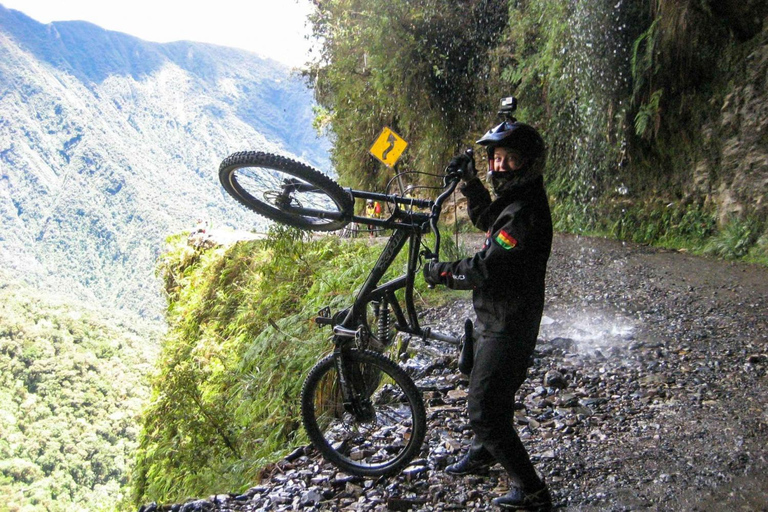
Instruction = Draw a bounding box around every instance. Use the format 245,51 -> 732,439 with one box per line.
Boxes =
373,201 -> 384,236
423,116 -> 553,510
365,199 -> 376,237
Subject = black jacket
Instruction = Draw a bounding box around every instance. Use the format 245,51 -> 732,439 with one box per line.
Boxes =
432,175 -> 552,345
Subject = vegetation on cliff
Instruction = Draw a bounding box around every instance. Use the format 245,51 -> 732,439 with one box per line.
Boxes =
132,229 -> 459,504
307,0 -> 767,265
0,275 -> 159,511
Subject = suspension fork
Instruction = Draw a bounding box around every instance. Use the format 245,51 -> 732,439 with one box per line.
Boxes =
332,337 -> 376,422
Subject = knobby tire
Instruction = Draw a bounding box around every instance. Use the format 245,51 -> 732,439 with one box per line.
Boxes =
219,151 -> 353,231
301,349 -> 426,477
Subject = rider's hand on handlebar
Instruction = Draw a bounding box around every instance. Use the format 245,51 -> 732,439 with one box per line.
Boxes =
423,261 -> 447,286
447,153 -> 477,182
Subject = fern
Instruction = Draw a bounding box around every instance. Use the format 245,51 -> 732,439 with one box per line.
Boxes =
704,217 -> 764,260
634,89 -> 663,140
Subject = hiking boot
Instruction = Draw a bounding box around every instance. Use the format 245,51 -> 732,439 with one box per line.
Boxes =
491,486 -> 552,511
445,447 -> 495,476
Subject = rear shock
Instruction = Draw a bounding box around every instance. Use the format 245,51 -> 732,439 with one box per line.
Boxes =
377,300 -> 392,348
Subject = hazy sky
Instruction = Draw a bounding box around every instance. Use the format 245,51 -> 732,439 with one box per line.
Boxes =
1,0 -> 316,67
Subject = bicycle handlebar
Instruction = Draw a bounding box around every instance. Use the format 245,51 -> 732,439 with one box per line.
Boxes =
428,148 -> 473,261
344,149 -> 470,262
428,173 -> 461,261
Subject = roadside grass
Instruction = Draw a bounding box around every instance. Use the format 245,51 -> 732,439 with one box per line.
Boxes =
551,196 -> 767,267
133,205 -> 765,504
132,225 -> 459,505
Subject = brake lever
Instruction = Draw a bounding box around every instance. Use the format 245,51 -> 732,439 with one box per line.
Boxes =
418,250 -> 436,289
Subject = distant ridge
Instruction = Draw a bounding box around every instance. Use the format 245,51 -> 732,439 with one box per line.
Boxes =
0,4 -> 330,317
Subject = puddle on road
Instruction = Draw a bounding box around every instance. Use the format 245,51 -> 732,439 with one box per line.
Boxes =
539,308 -> 636,356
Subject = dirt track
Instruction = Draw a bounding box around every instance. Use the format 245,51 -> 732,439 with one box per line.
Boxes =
528,234 -> 768,511
141,234 -> 768,511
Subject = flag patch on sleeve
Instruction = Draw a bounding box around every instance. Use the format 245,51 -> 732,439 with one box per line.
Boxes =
495,230 -> 517,250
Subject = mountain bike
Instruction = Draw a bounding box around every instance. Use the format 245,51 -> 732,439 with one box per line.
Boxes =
219,151 -> 470,476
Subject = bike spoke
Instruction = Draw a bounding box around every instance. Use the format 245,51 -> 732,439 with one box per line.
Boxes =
220,152 -> 352,231
232,166 -> 344,226
302,351 -> 425,474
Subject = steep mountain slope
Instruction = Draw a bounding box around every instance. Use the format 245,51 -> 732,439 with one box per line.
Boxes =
0,5 -> 330,317
0,270 -> 161,510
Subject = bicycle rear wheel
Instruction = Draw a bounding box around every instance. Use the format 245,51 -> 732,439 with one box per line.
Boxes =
219,151 -> 353,231
301,349 -> 426,477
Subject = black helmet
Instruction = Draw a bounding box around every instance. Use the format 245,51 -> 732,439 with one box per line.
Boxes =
476,120 -> 546,194
476,121 -> 545,168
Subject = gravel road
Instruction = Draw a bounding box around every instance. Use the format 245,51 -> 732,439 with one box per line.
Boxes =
141,234 -> 768,512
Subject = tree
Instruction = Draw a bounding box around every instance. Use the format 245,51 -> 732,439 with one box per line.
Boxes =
307,0 -> 507,193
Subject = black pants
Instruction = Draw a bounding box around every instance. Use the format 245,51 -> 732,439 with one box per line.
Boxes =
468,334 -> 544,491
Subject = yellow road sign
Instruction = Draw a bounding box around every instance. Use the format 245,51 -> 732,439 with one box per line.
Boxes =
369,127 -> 408,167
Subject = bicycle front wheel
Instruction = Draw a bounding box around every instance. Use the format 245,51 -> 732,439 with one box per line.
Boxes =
301,349 -> 426,477
219,151 -> 353,231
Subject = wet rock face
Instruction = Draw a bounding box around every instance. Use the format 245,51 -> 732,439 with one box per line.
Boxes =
696,20 -> 768,224
141,235 -> 768,511
707,0 -> 768,41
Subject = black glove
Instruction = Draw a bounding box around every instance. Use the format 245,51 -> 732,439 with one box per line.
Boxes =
447,153 -> 477,182
423,261 -> 447,286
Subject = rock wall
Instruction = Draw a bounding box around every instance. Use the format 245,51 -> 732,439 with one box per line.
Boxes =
697,18 -> 768,225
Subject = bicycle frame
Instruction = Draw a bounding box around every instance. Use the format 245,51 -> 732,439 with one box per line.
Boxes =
316,176 -> 463,350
